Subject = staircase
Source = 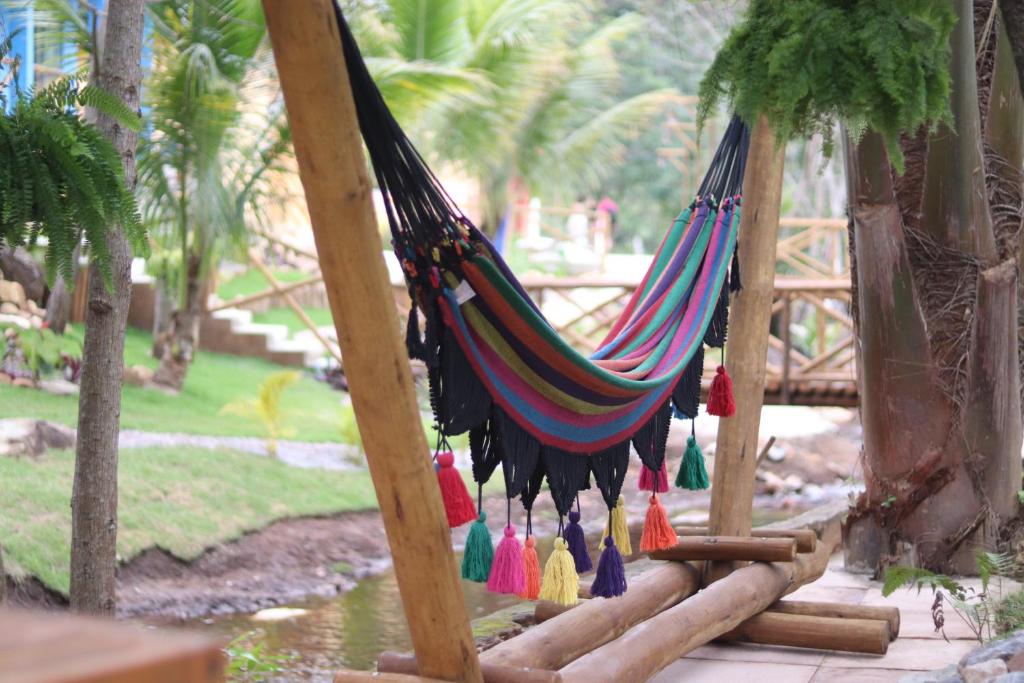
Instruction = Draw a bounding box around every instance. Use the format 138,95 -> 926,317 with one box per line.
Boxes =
199,308 -> 331,368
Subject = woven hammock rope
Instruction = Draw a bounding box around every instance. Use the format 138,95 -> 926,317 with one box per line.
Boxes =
332,5 -> 750,600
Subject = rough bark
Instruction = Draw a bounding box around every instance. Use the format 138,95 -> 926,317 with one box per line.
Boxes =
69,0 -> 145,615
999,0 -> 1024,96
845,0 -> 1023,574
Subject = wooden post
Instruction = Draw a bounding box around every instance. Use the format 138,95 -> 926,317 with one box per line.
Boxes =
707,115 -> 786,579
260,3 -> 482,681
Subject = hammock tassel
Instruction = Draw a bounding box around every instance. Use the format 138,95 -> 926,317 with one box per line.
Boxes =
565,510 -> 593,573
461,512 -> 494,582
638,462 -> 669,493
487,524 -> 525,595
590,535 -> 627,598
676,435 -> 710,491
602,494 -> 632,556
708,365 -> 736,417
435,452 -> 477,528
518,535 -> 541,600
538,537 -> 579,607
639,494 -> 677,552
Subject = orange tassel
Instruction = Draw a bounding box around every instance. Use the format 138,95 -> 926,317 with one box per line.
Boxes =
639,495 -> 677,552
519,535 -> 541,600
707,364 -> 736,417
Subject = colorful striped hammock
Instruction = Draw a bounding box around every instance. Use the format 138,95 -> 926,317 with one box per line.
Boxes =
334,6 -> 749,603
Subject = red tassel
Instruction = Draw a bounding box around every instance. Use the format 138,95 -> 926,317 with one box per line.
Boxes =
435,451 -> 477,528
518,535 -> 541,600
638,462 -> 669,493
707,364 -> 736,417
639,495 -> 677,552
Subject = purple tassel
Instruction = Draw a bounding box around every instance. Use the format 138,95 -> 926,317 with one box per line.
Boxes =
638,462 -> 669,493
590,536 -> 627,598
564,510 -> 593,573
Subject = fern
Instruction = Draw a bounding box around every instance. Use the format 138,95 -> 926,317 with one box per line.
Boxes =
881,565 -> 967,600
0,34 -> 146,287
697,0 -> 956,171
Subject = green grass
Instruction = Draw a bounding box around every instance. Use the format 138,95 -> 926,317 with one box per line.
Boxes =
217,268 -> 309,302
251,307 -> 334,335
0,446 -> 381,595
0,325 -> 346,441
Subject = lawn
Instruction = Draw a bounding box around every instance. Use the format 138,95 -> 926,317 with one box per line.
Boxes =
0,446 -> 381,594
251,306 -> 334,335
216,268 -> 310,301
0,325 -> 346,441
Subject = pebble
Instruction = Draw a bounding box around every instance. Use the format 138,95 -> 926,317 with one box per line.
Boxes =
962,659 -> 1008,683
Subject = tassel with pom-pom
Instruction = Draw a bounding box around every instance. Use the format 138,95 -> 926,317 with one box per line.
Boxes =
435,451 -> 477,528
487,523 -> 525,594
601,494 -> 632,556
676,432 -> 710,491
538,537 -> 578,606
461,511 -> 494,582
564,509 -> 593,573
590,533 -> 627,598
638,462 -> 669,493
707,365 -> 736,417
518,535 -> 541,599
639,494 -> 677,552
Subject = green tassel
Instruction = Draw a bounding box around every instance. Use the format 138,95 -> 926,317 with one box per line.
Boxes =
676,435 -> 710,490
461,512 -> 494,582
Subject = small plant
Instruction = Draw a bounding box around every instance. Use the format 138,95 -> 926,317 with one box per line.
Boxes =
1,325 -> 81,380
225,630 -> 295,682
221,371 -> 300,457
883,551 -> 1016,643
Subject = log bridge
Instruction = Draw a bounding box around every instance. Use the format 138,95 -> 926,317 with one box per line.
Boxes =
259,2 -> 891,682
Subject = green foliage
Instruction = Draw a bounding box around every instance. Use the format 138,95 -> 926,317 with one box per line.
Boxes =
220,370 -> 301,456
995,589 -> 1024,636
697,0 -> 956,169
0,43 -> 146,285
2,325 -> 81,377
225,630 -> 296,681
881,565 -> 967,600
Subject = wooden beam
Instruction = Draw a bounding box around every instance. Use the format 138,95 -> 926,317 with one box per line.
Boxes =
719,612 -> 890,655
335,672 -> 449,683
706,114 -> 786,581
558,526 -> 837,683
675,527 -> 817,553
649,536 -> 796,563
378,653 -> 563,683
260,3 -> 482,681
481,562 -> 701,671
767,601 -> 900,640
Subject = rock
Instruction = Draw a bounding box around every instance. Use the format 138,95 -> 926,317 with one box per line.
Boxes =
24,299 -> 41,316
0,418 -> 76,457
899,665 -> 961,683
1009,652 -> 1024,672
961,631 -> 1024,669
766,444 -> 787,462
37,378 -> 79,396
962,659 -> 1008,683
760,470 -> 787,494
0,313 -> 30,329
994,674 -> 1024,682
12,377 -> 34,388
250,607 -> 308,621
0,373 -> 10,385
0,302 -> 19,315
784,474 -> 805,491
123,364 -> 154,387
29,314 -> 43,329
0,247 -> 46,304
0,279 -> 26,308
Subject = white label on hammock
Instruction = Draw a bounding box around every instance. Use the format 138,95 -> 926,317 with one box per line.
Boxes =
453,279 -> 476,305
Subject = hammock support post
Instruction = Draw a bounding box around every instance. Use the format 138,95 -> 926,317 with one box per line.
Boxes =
260,2 -> 482,682
706,115 -> 786,581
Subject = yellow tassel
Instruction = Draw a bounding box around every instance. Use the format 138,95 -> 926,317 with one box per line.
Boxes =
601,494 -> 632,556
538,538 -> 579,606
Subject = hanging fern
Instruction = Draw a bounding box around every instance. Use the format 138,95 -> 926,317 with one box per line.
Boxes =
697,0 -> 956,170
0,38 -> 146,286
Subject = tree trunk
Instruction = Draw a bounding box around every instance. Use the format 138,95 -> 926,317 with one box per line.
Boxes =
45,245 -> 82,334
152,253 -> 202,392
69,0 -> 145,615
844,0 -> 1023,575
0,543 -> 6,605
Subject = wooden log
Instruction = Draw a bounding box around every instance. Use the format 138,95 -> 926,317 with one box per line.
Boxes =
675,527 -> 817,553
260,3 -> 482,681
706,114 -> 786,582
379,652 -> 562,683
649,536 -> 796,562
719,612 -> 890,655
767,600 -> 900,640
335,671 -> 449,683
558,527 -> 837,683
481,562 -> 701,671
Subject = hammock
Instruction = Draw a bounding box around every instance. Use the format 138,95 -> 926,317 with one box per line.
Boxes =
332,6 -> 749,602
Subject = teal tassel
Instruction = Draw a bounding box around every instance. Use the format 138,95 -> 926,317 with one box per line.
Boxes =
676,435 -> 709,490
461,511 -> 494,581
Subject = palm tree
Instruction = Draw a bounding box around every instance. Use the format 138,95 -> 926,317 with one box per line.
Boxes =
139,0 -> 292,391
350,0 -> 678,233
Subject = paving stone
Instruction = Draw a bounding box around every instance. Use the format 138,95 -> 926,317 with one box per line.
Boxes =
651,659 -> 818,683
993,674 -> 1024,682
811,667 -> 907,681
822,637 -> 975,671
687,641 -> 826,667
898,665 -> 961,682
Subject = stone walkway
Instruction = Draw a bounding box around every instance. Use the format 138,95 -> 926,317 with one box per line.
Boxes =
651,554 -> 1015,682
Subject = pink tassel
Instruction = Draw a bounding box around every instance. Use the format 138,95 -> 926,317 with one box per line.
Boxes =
638,462 -> 669,493
487,525 -> 526,595
435,451 -> 477,528
707,365 -> 736,417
